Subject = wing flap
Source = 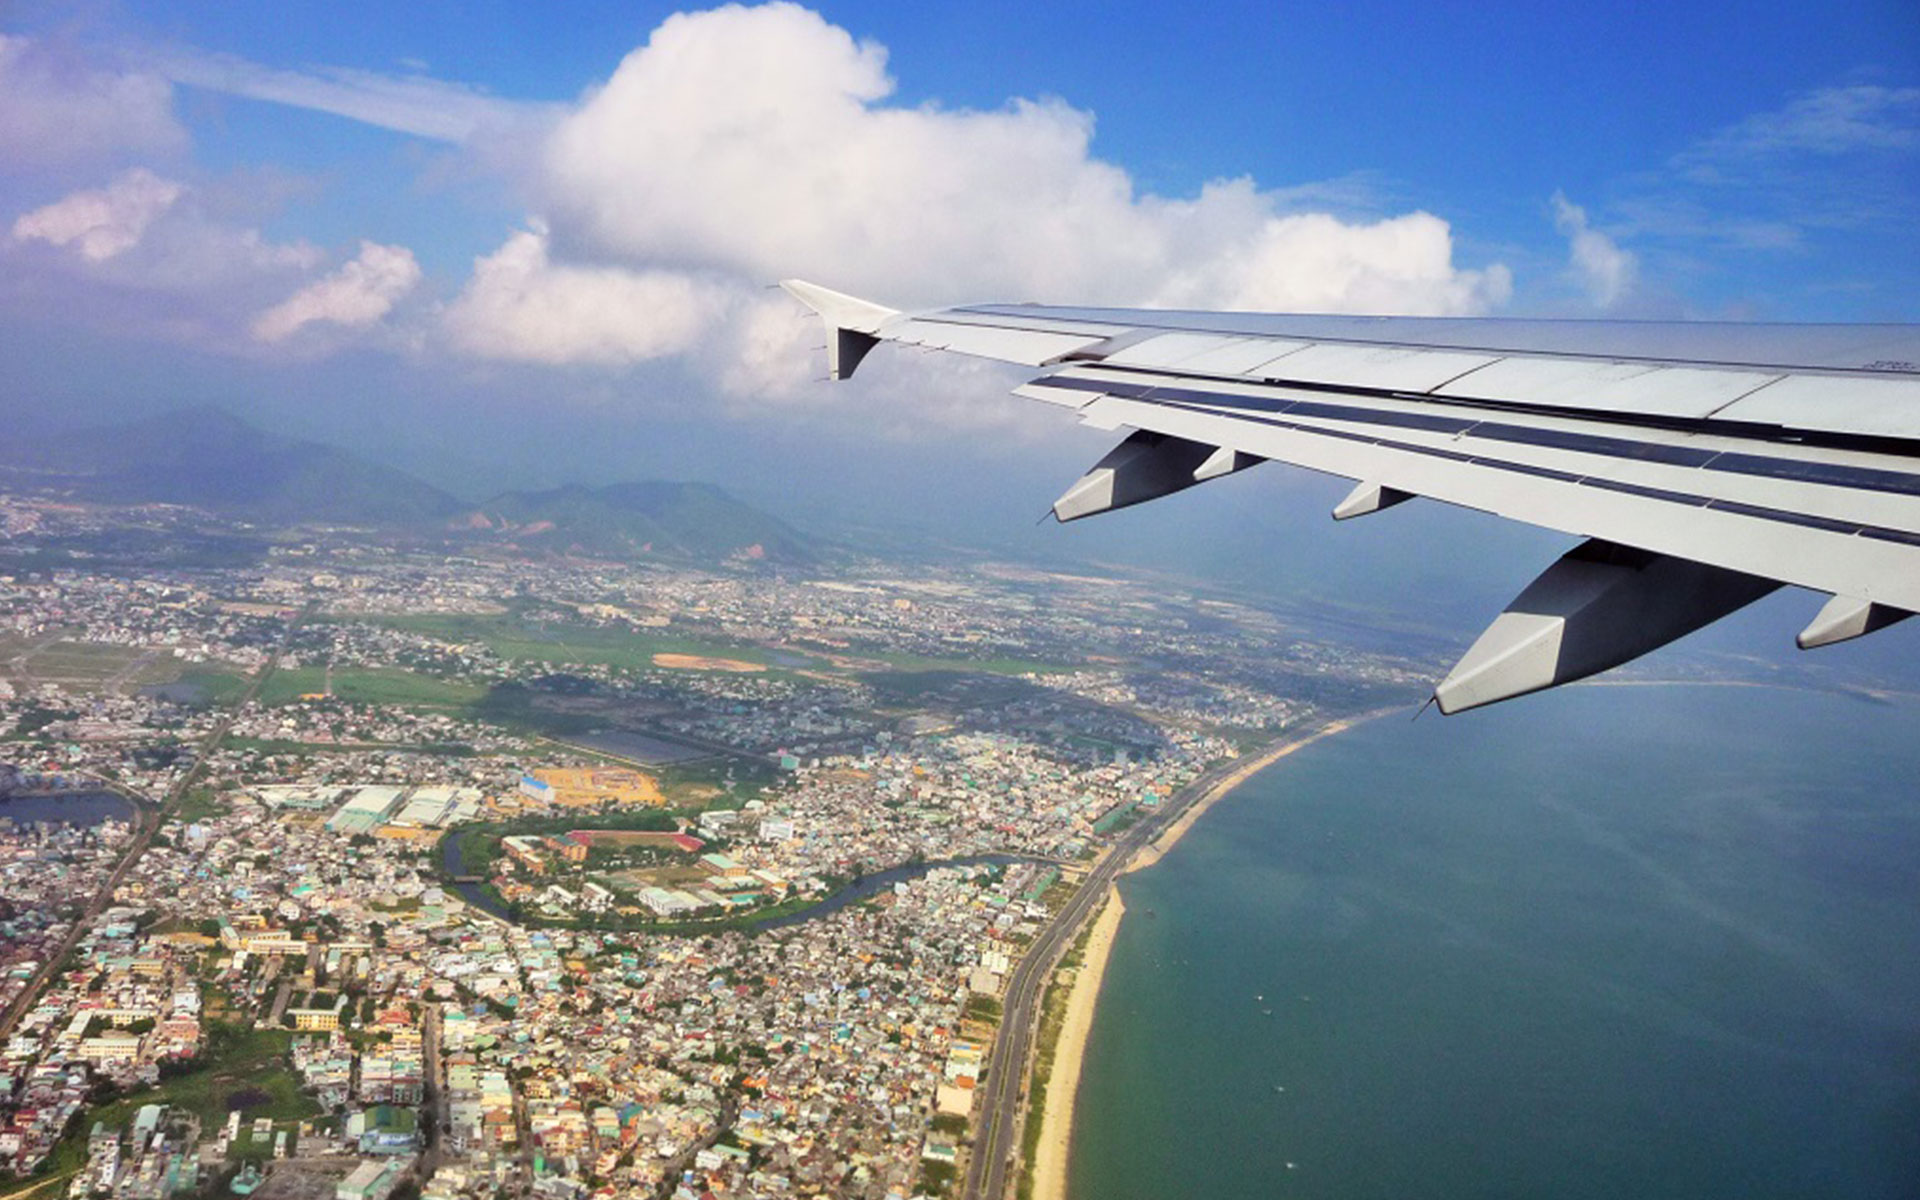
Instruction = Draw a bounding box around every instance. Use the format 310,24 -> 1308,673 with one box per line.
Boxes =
876,317 -> 1107,366
1256,342 -> 1500,393
1070,380 -> 1920,612
780,281 -> 1920,695
1716,373 -> 1920,439
1434,358 -> 1782,418
1102,332 -> 1304,371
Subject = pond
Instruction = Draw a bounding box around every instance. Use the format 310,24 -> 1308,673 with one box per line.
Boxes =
0,788 -> 137,827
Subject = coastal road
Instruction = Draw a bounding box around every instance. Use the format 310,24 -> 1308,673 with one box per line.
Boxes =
0,611 -> 306,1039
960,715 -> 1350,1200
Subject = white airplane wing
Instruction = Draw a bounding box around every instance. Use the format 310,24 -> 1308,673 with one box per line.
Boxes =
781,280 -> 1920,712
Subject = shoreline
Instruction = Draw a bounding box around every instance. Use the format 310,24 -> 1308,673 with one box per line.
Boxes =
1028,708 -> 1398,1200
1127,709 -> 1393,876
1028,891 -> 1125,1200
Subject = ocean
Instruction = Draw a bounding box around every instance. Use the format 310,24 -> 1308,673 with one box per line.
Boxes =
1070,684 -> 1920,1200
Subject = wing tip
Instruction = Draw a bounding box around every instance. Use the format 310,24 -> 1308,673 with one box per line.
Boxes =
779,280 -> 898,334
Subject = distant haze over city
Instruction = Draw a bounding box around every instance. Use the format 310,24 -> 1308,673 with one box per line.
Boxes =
1,2 -> 1914,630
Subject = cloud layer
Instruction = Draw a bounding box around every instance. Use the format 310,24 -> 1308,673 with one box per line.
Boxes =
533,4 -> 1505,309
253,240 -> 422,342
444,223 -> 725,365
0,34 -> 185,169
5,5 -> 1516,417
424,1 -> 1511,404
151,44 -> 546,146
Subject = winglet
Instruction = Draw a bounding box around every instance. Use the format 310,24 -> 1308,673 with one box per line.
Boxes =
779,280 -> 899,380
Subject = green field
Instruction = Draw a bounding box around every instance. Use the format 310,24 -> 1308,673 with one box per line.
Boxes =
0,638 -> 185,695
865,651 -> 1069,677
363,612 -> 785,673
173,785 -> 229,823
391,614 -> 1073,679
170,669 -> 252,704
256,666 -> 487,708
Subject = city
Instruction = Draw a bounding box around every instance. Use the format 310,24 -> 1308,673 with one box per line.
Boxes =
0,492 -> 1429,1200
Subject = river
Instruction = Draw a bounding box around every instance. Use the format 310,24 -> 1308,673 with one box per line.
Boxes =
439,826 -> 1032,930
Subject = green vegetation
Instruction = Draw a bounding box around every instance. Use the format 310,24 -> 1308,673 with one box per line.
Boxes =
0,1173 -> 73,1200
30,1021 -> 317,1185
169,670 -> 252,705
868,651 -> 1068,677
860,668 -> 1064,706
1016,917 -> 1100,1200
964,994 -> 1003,1026
173,786 -> 228,823
455,831 -> 500,877
468,684 -> 601,737
5,704 -> 77,737
18,641 -> 166,689
256,666 -> 486,708
920,1159 -> 957,1195
367,612 -> 776,675
656,757 -> 782,807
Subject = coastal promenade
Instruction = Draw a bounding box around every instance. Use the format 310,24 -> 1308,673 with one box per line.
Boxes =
961,710 -> 1381,1200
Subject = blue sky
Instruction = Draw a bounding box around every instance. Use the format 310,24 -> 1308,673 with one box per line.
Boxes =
0,0 -> 1916,633
7,0 -> 1915,320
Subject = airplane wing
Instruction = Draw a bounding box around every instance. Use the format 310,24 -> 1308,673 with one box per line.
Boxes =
780,279 -> 1920,713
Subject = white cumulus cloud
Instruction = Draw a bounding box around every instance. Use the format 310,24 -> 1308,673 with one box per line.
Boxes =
444,223 -> 728,365
11,167 -> 183,260
482,1 -> 1509,398
253,240 -> 422,342
536,3 -> 1509,314
1551,192 -> 1636,309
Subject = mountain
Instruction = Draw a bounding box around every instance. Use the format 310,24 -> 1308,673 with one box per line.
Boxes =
461,481 -> 817,563
0,406 -> 465,527
0,407 -> 817,563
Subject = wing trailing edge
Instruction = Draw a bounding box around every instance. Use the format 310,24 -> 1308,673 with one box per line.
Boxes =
780,280 -> 1920,711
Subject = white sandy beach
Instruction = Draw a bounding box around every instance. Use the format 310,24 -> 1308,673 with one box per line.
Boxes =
1029,891 -> 1125,1200
1028,708 -> 1399,1200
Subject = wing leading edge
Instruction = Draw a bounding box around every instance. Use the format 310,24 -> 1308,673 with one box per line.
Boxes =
780,280 -> 1920,712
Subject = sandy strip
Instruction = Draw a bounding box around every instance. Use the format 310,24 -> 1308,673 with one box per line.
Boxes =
1027,707 -> 1401,1200
651,652 -> 765,672
1030,890 -> 1125,1200
1127,710 -> 1394,875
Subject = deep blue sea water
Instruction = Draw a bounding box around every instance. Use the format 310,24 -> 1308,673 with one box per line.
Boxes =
1071,684 -> 1920,1200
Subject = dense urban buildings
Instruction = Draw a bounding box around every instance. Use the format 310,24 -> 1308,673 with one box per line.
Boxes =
0,492 -> 1432,1200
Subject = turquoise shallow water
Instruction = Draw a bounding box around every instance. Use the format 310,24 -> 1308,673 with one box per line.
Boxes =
1070,684 -> 1920,1200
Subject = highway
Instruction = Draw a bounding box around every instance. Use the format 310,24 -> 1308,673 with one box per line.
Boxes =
957,720 -> 1339,1200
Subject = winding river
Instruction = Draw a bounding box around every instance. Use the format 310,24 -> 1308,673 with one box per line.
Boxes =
440,827 -> 1034,931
